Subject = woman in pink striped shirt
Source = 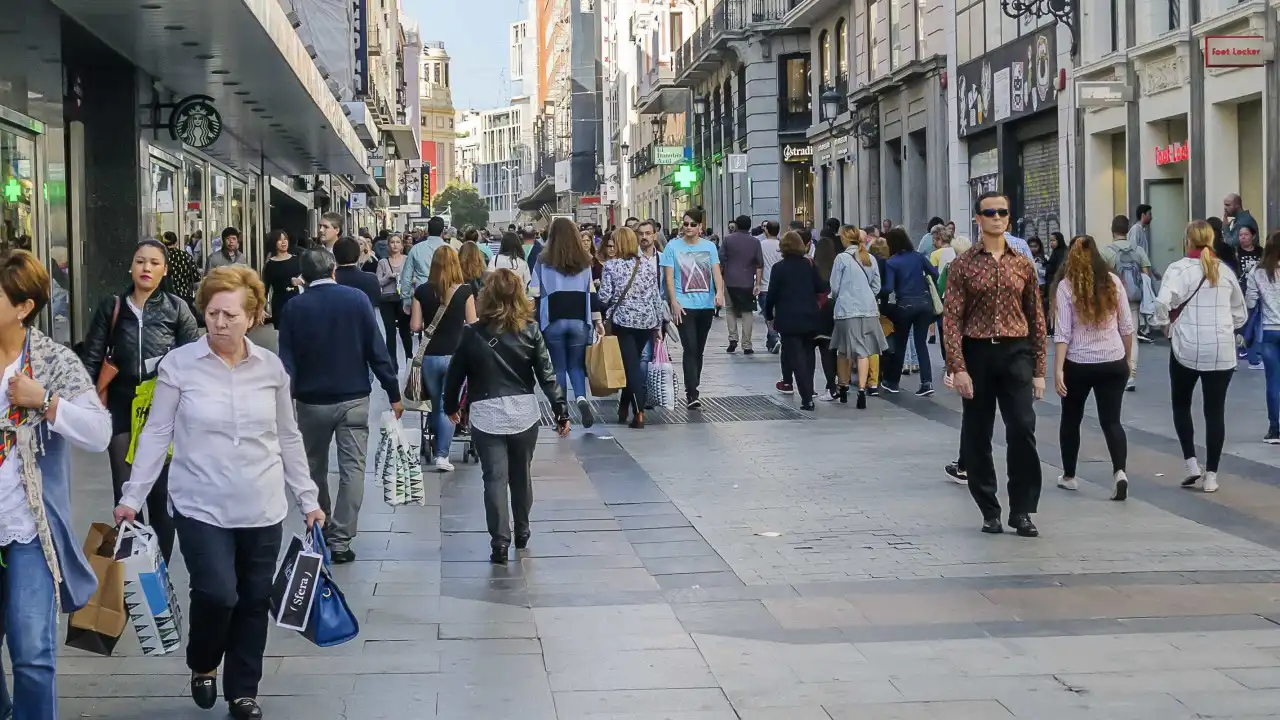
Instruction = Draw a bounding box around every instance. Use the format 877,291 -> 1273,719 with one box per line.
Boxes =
1053,235 -> 1135,501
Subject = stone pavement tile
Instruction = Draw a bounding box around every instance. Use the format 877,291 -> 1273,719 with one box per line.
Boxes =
257,673 -> 359,696
435,675 -> 558,720
643,555 -> 735,575
359,621 -> 441,642
435,595 -> 534,623
655,571 -> 744,589
373,580 -> 443,596
552,688 -> 736,719
847,590 -> 1019,625
59,696 -> 350,720
534,603 -> 685,636
1222,667 -> 1280,690
737,709 -> 834,720
57,673 -> 187,698
978,585 -> 1135,620
763,597 -> 871,629
438,637 -> 543,659
887,673 -> 1066,703
991,692 -> 1197,720
526,588 -> 667,607
1112,582 -> 1280,616
617,513 -> 694,530
665,583 -> 801,604
541,632 -> 697,654
625,526 -> 707,544
1054,669 -> 1247,695
823,699 -> 1014,720
522,554 -> 645,571
545,648 -> 718,691
673,600 -> 784,634
724,679 -> 904,710
531,518 -> 624,532
277,652 -> 441,675
349,672 -> 440,698
1174,688 -> 1280,717
525,566 -> 661,589
438,621 -> 539,639
632,539 -> 720,558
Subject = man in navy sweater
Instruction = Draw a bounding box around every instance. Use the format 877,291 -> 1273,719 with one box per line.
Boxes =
333,236 -> 383,309
279,249 -> 403,564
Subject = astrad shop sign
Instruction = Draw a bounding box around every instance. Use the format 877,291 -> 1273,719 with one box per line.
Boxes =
782,143 -> 812,163
1204,35 -> 1269,68
956,25 -> 1058,138
1155,141 -> 1190,166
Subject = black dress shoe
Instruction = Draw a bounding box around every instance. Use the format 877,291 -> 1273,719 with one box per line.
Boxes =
190,674 -> 217,710
1011,514 -> 1039,538
229,698 -> 263,720
514,532 -> 530,550
490,545 -> 509,565
331,548 -> 356,564
981,518 -> 1004,534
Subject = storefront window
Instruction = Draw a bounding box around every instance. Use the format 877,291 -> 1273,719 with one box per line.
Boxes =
791,164 -> 814,224
210,170 -> 229,252
185,162 -> 205,259
231,179 -> 246,239
0,129 -> 36,253
149,160 -> 180,244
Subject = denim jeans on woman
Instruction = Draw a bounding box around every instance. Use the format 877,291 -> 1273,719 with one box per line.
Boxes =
884,302 -> 935,387
543,319 -> 589,399
421,354 -> 455,459
1261,330 -> 1280,435
0,538 -> 59,720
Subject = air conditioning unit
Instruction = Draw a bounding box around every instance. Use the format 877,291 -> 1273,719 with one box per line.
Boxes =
306,44 -> 318,60
287,10 -> 302,29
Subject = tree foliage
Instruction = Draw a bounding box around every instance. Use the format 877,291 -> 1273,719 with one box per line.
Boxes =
432,181 -> 489,229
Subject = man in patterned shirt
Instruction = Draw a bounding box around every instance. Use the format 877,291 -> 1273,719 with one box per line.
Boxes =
943,191 -> 1047,538
161,231 -> 200,312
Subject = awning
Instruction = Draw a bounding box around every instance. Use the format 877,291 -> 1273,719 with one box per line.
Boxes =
342,102 -> 379,149
51,0 -> 369,177
381,124 -> 420,161
516,177 -> 556,212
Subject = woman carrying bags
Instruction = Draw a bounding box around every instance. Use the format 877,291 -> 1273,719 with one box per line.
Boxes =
828,226 -> 888,409
598,226 -> 666,428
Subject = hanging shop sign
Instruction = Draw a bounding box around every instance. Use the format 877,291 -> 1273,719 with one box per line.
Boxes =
782,143 -> 813,163
956,24 -> 1058,138
654,145 -> 686,165
727,153 -> 748,173
1155,141 -> 1190,166
169,95 -> 223,149
352,0 -> 369,97
350,192 -> 367,210
1204,35 -> 1270,68
1075,81 -> 1134,108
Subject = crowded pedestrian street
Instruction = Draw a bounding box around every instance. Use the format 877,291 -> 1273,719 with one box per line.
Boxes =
55,317 -> 1280,720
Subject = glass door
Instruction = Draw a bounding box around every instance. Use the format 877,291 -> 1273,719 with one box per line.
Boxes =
0,129 -> 37,253
148,158 -> 181,245
184,161 -> 206,262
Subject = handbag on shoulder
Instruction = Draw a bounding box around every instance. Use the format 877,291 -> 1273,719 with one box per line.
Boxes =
402,302 -> 448,410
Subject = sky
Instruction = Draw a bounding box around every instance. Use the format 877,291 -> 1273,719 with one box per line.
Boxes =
403,0 -> 525,111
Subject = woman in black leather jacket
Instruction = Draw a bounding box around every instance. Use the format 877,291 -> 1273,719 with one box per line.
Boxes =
81,239 -> 199,562
443,268 -> 570,565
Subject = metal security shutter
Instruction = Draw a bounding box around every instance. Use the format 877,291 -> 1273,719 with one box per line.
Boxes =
1018,134 -> 1061,239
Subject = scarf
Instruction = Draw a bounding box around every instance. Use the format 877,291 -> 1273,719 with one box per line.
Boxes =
0,329 -> 94,610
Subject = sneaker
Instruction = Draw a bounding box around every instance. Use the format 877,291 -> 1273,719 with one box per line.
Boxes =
800,399 -> 816,411
434,456 -> 455,473
576,397 -> 595,428
902,366 -> 913,376
915,383 -> 935,397
881,383 -> 901,394
1112,470 -> 1129,501
945,463 -> 967,484
743,348 -> 755,356
1203,472 -> 1220,493
687,396 -> 703,409
1137,332 -> 1154,344
1249,362 -> 1265,371
1125,379 -> 1136,392
866,386 -> 880,397
820,390 -> 840,402
1265,430 -> 1280,445
726,341 -> 738,353
775,381 -> 794,394
1057,475 -> 1079,491
769,345 -> 781,355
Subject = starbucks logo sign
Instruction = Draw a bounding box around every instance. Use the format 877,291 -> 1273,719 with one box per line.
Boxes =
169,95 -> 223,149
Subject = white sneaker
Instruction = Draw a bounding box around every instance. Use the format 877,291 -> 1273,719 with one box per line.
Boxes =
1057,475 -> 1079,491
1202,472 -> 1219,493
434,456 -> 455,473
1111,470 -> 1129,501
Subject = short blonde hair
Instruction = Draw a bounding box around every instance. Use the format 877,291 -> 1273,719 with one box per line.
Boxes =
197,265 -> 267,326
612,227 -> 640,260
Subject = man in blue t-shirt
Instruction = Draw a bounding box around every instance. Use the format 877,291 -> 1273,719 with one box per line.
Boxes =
661,208 -> 725,409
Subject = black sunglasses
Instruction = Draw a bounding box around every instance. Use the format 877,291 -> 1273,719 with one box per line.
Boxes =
682,221 -> 699,227
978,208 -> 1011,218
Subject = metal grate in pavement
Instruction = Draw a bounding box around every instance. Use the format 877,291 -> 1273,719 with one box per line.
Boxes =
539,394 -> 811,427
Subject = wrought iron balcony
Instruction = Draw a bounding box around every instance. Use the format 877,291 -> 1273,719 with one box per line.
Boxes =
629,143 -> 656,178
673,0 -> 791,81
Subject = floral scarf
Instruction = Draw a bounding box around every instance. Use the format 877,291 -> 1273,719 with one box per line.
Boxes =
0,329 -> 94,610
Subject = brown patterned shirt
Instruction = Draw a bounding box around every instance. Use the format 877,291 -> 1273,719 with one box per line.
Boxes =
942,241 -> 1047,376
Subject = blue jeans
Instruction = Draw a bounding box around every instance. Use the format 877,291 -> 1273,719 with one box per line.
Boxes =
0,539 -> 58,720
1262,330 -> 1280,433
422,354 -> 455,458
544,319 -> 589,399
759,291 -> 779,347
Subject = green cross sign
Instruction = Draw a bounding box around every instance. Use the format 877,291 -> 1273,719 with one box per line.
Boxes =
2,178 -> 20,203
673,164 -> 698,189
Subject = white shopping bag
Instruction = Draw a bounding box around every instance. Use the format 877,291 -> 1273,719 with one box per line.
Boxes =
378,411 -> 426,506
647,341 -> 678,411
114,522 -> 183,656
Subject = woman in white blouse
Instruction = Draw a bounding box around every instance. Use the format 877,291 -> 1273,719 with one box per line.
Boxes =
115,266 -> 324,720
1152,220 -> 1247,493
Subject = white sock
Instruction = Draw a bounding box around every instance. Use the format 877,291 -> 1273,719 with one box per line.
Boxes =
576,396 -> 587,403
1186,458 -> 1202,477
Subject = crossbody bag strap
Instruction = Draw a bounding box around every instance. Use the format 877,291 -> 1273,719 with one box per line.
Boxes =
106,296 -> 121,353
1172,275 -> 1208,322
609,260 -> 643,321
413,299 -> 450,363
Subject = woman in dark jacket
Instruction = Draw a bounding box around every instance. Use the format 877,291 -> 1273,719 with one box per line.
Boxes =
261,229 -> 302,324
80,239 -> 199,562
443,268 -> 570,565
881,228 -> 939,396
811,218 -> 842,398
762,231 -> 830,411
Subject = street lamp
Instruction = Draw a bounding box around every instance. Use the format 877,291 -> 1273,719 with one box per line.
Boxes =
692,95 -> 707,117
820,90 -> 841,123
999,0 -> 1079,55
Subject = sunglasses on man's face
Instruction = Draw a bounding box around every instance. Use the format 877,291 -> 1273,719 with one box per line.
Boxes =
978,208 -> 1010,218
682,221 -> 699,228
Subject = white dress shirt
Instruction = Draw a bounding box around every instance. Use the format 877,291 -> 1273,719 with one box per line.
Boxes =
123,336 -> 320,528
0,357 -> 112,545
1153,257 -> 1248,372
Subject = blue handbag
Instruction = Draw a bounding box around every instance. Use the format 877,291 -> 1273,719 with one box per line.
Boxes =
301,525 -> 360,647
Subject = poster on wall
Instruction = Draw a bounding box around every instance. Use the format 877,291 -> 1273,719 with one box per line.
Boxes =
993,68 -> 1011,121
956,24 -> 1058,138
1011,62 -> 1026,113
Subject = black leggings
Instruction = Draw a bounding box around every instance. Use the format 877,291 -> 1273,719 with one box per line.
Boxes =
380,300 -> 413,369
613,325 -> 652,414
1059,358 -> 1128,478
782,333 -> 818,402
109,432 -> 175,563
676,309 -> 714,398
1170,355 -> 1234,472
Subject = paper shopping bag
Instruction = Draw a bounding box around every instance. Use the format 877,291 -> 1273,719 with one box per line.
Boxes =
125,379 -> 172,464
586,335 -> 627,396
65,523 -> 129,656
270,533 -> 324,632
114,522 -> 183,656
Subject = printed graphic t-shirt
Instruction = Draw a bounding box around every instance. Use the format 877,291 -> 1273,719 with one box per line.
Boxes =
661,239 -> 720,311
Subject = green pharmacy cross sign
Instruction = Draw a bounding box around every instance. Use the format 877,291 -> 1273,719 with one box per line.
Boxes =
2,177 -> 21,203
673,164 -> 698,189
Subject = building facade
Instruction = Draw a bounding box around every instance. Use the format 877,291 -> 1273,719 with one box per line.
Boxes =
476,106 -> 526,228
420,42 -> 457,206
454,110 -> 482,186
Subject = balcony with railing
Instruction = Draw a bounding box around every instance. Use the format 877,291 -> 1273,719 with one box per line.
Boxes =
673,0 -> 792,81
637,58 -> 679,114
629,143 -> 657,178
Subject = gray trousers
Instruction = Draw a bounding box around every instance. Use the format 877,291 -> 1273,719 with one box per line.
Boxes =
473,425 -> 539,549
295,397 -> 370,552
725,291 -> 755,349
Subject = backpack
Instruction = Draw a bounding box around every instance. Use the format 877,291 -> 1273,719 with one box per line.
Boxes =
1114,246 -> 1143,301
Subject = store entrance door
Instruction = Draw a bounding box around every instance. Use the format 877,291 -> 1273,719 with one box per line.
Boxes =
1147,179 -> 1188,274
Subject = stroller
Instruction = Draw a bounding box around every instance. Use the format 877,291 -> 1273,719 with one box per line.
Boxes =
420,379 -> 478,464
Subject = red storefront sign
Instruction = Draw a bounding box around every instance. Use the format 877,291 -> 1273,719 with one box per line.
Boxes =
1204,35 -> 1268,68
1155,142 -> 1190,166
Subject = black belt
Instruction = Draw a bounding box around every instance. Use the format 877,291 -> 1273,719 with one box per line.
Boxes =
963,336 -> 1027,345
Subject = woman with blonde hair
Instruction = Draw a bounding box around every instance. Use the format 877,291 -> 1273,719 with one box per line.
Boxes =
459,240 -> 491,296
443,269 -> 569,564
598,226 -> 666,427
1153,220 -> 1247,493
827,226 -> 887,408
411,246 -> 478,471
375,234 -> 413,371
1052,235 -> 1134,500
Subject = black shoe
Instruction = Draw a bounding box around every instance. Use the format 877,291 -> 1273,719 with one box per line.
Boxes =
855,390 -> 867,410
866,386 -> 880,397
191,675 -> 218,710
915,383 -> 935,397
514,532 -> 530,550
1181,474 -> 1202,488
902,366 -> 913,376
881,384 -> 901,394
945,463 -> 968,484
1011,514 -> 1039,538
928,335 -> 937,344
577,397 -> 596,428
1264,430 -> 1280,445
981,518 -> 1004,534
490,545 -> 509,565
687,396 -> 703,409
229,698 -> 263,720
331,548 -> 356,564
838,385 -> 849,404
726,341 -> 737,353
800,400 -> 816,411
743,348 -> 755,356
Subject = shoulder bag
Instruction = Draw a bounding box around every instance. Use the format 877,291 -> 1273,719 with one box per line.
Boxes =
1168,274 -> 1208,326
95,296 -> 122,405
402,296 -> 450,410
604,260 -> 642,334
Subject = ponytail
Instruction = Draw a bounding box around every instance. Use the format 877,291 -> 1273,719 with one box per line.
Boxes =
1201,246 -> 1220,286
1186,219 -> 1220,286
